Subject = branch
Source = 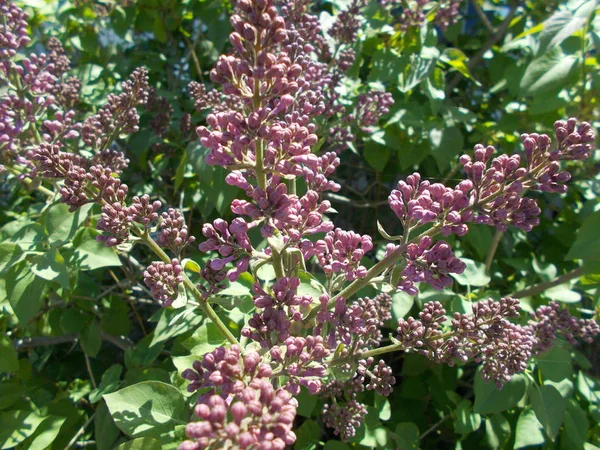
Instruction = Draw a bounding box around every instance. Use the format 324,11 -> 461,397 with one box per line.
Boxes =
13,331 -> 133,351
447,1 -> 520,93
471,0 -> 495,33
510,266 -> 585,299
484,229 -> 504,273
325,192 -> 389,208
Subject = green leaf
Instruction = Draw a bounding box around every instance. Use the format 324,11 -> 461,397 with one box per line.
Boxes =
520,47 -> 580,96
294,419 -> 320,450
90,364 -> 123,404
537,0 -> 597,55
0,243 -> 25,275
8,223 -> 46,251
484,414 -> 511,449
514,408 -> 545,449
114,437 -> 162,450
174,152 -> 187,191
95,401 -> 121,450
368,48 -> 407,83
565,211 -> 600,262
104,381 -> 186,438
576,371 -> 600,404
73,228 -> 121,270
323,442 -> 351,450
0,410 -> 46,449
0,334 -> 18,373
44,203 -> 93,246
364,139 -> 391,172
23,416 -> 67,450
0,382 -> 25,410
30,248 -> 70,289
394,422 -> 419,450
560,400 -> 589,450
60,308 -> 90,334
473,371 -> 526,415
398,54 -> 436,93
454,399 -> 482,435
80,321 -> 102,358
429,126 -> 464,171
535,346 -> 573,382
391,291 -> 415,321
150,306 -> 204,346
544,284 -> 581,303
440,48 -> 479,84
530,384 -> 566,439
296,387 -> 318,418
374,393 -> 391,421
424,67 -> 445,114
6,263 -> 49,325
451,258 -> 490,287
125,334 -> 164,369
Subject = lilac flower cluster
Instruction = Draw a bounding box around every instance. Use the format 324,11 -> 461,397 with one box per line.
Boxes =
328,0 -> 366,44
316,293 -> 393,353
381,0 -> 463,31
0,0 -> 30,60
81,67 -> 149,152
180,345 -> 297,450
269,334 -> 330,395
307,228 -> 374,281
391,236 -> 466,295
355,90 -> 394,131
242,277 -> 312,346
396,298 -> 600,388
198,218 -> 252,281
157,208 -> 196,255
530,301 -> 600,354
388,172 -> 472,236
143,259 -> 184,307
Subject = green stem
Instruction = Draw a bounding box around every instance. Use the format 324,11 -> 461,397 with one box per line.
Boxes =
484,229 -> 503,274
287,177 -> 297,196
581,17 -> 590,110
304,226 -> 441,323
255,138 -> 267,190
139,232 -> 239,345
271,246 -> 286,279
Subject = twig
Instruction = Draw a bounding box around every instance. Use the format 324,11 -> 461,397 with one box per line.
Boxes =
64,412 -> 96,450
325,192 -> 389,208
484,229 -> 504,273
471,0 -> 495,33
185,35 -> 204,82
510,266 -> 585,299
420,414 -> 449,440
13,331 -> 133,351
84,352 -> 97,389
447,1 -> 520,93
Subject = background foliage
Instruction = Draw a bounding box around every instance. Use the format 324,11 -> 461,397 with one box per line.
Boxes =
1,0 -> 599,449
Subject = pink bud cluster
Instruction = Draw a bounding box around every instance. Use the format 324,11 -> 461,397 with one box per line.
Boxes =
316,293 -> 393,353
143,259 -> 184,307
307,228 -> 374,281
180,345 -> 297,450
269,334 -> 330,395
157,208 -> 196,255
242,277 -> 312,346
396,298 -> 600,388
0,0 -> 30,60
81,67 -> 149,152
198,218 -> 252,281
380,0 -> 463,31
393,236 -> 466,294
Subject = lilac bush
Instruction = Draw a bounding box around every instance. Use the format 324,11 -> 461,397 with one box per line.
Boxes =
1,0 -> 599,448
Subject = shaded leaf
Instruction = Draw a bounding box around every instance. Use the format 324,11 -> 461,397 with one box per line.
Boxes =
104,381 -> 186,438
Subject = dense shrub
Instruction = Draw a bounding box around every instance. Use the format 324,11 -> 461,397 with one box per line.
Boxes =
1,0 -> 599,449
